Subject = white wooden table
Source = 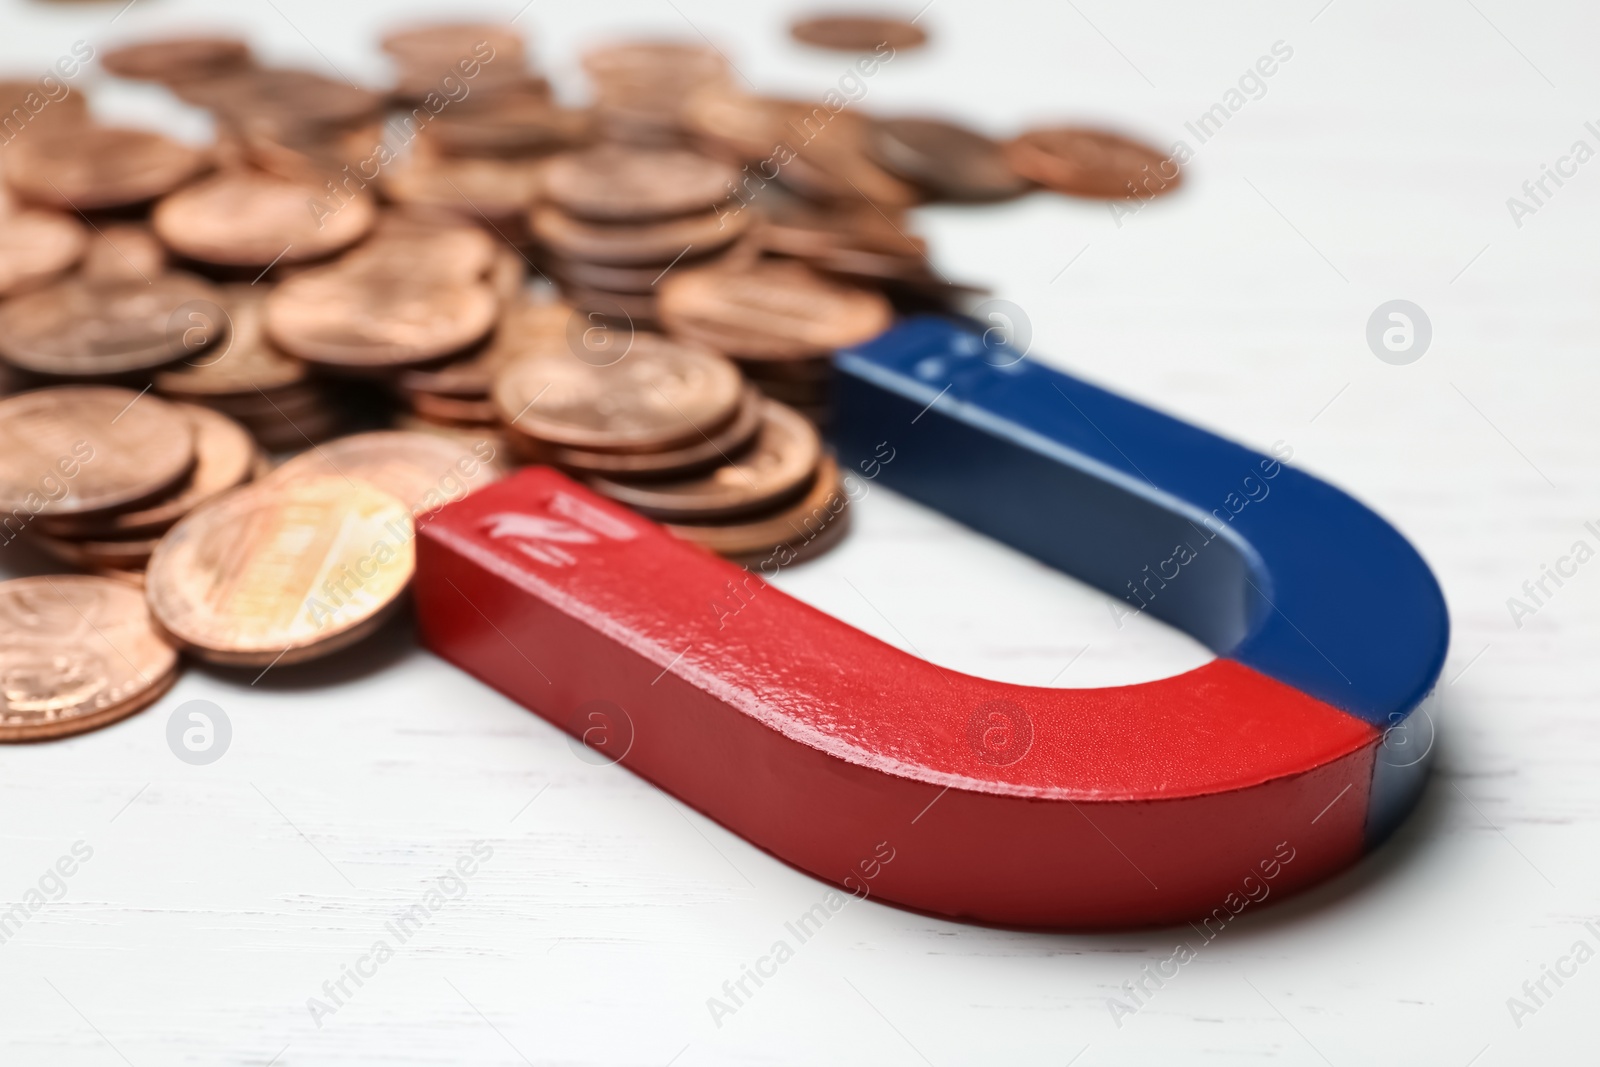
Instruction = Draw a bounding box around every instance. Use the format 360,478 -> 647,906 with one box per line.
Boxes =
3,1 -> 1597,1063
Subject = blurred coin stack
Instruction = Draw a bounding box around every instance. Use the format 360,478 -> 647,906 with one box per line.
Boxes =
1,386 -> 261,584
658,258 -> 894,429
582,41 -> 732,147
378,22 -> 586,252
392,297 -> 571,454
533,143 -> 757,326
490,331 -> 847,563
680,90 -> 962,307
153,286 -> 342,452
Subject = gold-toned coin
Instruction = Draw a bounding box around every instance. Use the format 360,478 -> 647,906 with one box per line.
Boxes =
0,209 -> 86,297
492,331 -> 742,453
152,170 -> 376,267
38,404 -> 257,539
5,126 -> 209,211
145,476 -> 415,667
270,430 -> 504,516
0,272 -> 224,377
0,386 -> 196,517
587,400 -> 821,520
0,575 -> 179,742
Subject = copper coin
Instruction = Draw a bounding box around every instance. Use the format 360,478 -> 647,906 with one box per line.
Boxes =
93,567 -> 148,589
199,382 -> 325,422
382,23 -> 529,96
248,405 -> 343,453
31,530 -> 162,571
664,454 -> 848,557
658,259 -> 892,360
0,575 -> 179,742
870,117 -> 1032,201
750,186 -> 920,259
101,36 -> 253,83
587,400 -> 821,520
725,495 -> 851,569
37,404 -> 257,539
565,287 -> 660,325
491,246 -> 527,304
530,205 -> 749,266
0,80 -> 87,131
492,331 -> 742,453
0,209 -> 86,297
543,145 -> 737,223
154,288 -> 310,398
551,385 -> 764,479
682,90 -> 805,161
177,69 -> 385,131
737,354 -> 834,383
0,272 -> 224,377
1004,126 -> 1181,200
382,155 -> 546,222
380,22 -> 525,63
153,171 -> 376,267
583,41 -> 727,88
772,112 -> 918,209
552,258 -> 662,296
790,15 -> 927,51
428,98 -> 591,157
340,215 -> 498,283
271,430 -> 504,515
239,118 -> 390,186
0,387 -> 196,517
145,475 -> 414,667
399,302 -> 573,400
391,412 -> 508,456
745,374 -> 830,405
80,223 -> 169,283
405,391 -> 499,424
266,265 -> 498,371
5,126 -> 209,211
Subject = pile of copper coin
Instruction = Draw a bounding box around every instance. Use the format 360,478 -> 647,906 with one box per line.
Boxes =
491,329 -> 846,565
0,13 -> 1180,741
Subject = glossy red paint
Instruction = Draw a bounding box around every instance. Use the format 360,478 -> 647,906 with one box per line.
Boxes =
414,469 -> 1379,928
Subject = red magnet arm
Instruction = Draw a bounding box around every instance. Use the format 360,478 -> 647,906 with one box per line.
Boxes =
415,470 -> 1376,928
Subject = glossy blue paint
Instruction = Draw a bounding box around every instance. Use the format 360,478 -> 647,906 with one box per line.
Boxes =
831,316 -> 1449,844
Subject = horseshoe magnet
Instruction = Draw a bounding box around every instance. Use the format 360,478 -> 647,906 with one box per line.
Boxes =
414,316 -> 1447,928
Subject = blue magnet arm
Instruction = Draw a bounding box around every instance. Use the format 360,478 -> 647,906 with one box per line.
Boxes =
832,316 -> 1449,733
